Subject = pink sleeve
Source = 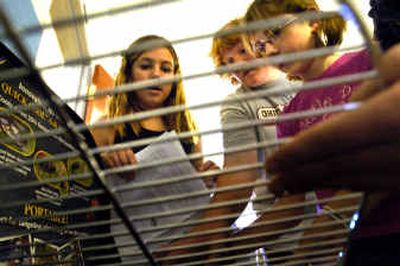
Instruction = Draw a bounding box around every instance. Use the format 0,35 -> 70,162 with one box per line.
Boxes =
277,102 -> 298,138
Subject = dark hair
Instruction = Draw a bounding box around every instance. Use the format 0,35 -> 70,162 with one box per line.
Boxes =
369,0 -> 400,50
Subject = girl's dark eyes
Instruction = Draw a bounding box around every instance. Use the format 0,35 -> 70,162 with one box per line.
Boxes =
224,48 -> 246,64
139,63 -> 152,70
139,63 -> 173,73
271,28 -> 282,36
161,65 -> 173,73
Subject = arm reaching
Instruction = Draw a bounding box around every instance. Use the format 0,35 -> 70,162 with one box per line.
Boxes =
266,44 -> 400,195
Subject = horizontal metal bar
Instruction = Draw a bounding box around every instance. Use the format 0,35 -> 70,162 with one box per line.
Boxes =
82,66 -> 372,132
85,215 -> 351,259
0,169 -> 92,192
163,234 -> 347,266
22,11 -> 342,72
102,233 -> 348,265
0,0 -> 182,40
1,192 -> 360,250
80,202 -> 359,256
71,44 -> 366,110
0,42 -> 368,126
79,203 -> 358,248
0,65 -> 375,150
148,205 -> 358,244
0,160 -> 262,210
2,176 -> 265,223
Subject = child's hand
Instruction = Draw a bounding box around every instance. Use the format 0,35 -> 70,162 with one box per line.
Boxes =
100,149 -> 137,180
199,160 -> 220,189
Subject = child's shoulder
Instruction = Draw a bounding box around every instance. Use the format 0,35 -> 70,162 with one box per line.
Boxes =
339,49 -> 372,72
322,49 -> 372,79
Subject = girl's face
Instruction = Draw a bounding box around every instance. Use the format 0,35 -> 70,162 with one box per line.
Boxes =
130,47 -> 175,110
252,16 -> 319,79
221,41 -> 280,88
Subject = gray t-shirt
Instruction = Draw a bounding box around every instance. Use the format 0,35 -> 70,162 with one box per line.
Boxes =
220,80 -> 293,205
221,80 -> 316,251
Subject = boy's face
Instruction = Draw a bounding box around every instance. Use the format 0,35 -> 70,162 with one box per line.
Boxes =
221,41 -> 279,88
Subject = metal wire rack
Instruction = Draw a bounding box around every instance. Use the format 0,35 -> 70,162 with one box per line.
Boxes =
0,0 -> 382,265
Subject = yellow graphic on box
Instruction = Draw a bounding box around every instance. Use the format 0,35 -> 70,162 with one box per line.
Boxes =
0,107 -> 36,157
67,157 -> 93,188
33,150 -> 93,195
1,81 -> 59,128
1,82 -> 28,104
33,150 -> 69,196
24,203 -> 68,225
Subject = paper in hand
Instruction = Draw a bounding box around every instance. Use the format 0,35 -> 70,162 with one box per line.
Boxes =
108,131 -> 210,250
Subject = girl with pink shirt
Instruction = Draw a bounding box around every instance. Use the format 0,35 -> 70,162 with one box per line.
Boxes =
244,0 -> 372,262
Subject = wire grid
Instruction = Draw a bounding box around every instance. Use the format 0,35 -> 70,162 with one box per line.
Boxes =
0,0 -> 380,265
